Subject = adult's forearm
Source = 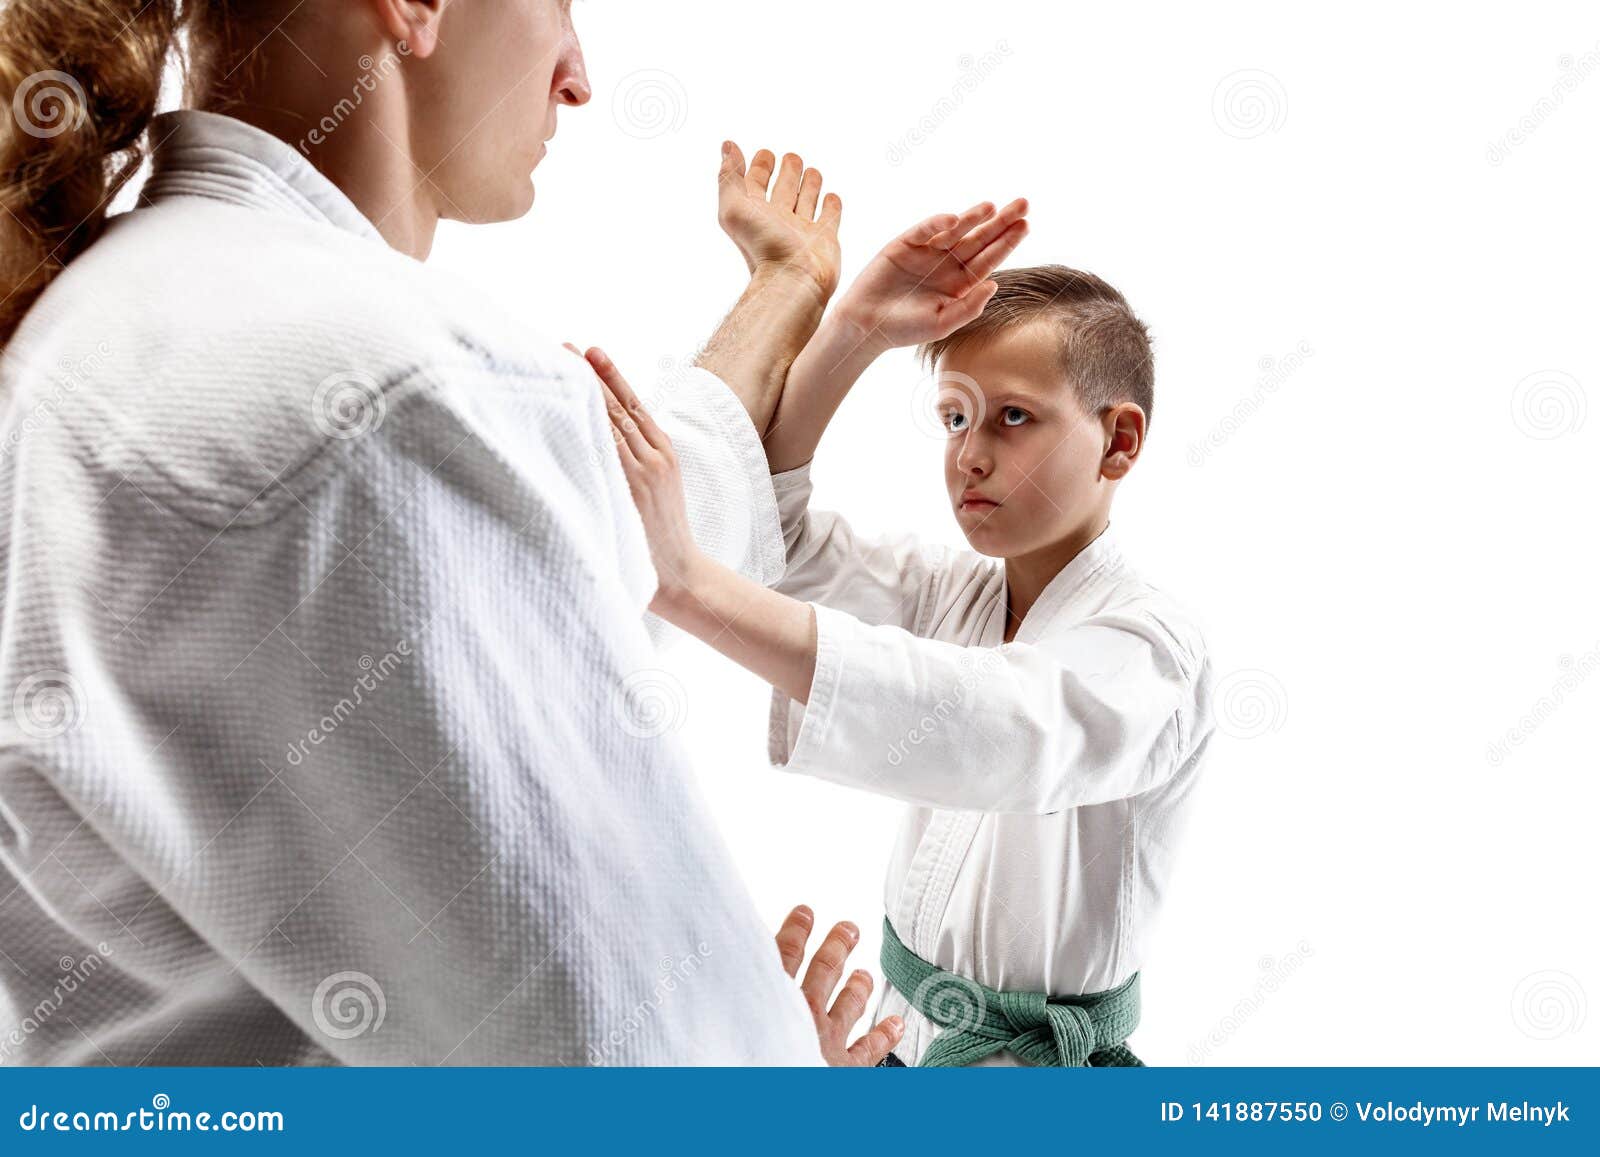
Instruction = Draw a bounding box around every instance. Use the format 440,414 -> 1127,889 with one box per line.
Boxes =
654,554 -> 818,705
763,311 -> 884,472
695,264 -> 829,435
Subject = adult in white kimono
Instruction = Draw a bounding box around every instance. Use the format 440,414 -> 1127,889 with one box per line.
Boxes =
0,1 -> 892,1066
598,208 -> 1216,1066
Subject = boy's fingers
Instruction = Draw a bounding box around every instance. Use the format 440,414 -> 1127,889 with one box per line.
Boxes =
965,219 -> 1030,281
952,197 -> 1029,264
846,1016 -> 904,1066
595,372 -> 651,462
584,347 -> 642,411
774,905 -> 814,978
772,152 -> 805,210
829,969 -> 873,1030
746,148 -> 777,195
799,921 -> 858,1013
796,167 -> 823,221
900,213 -> 959,247
928,201 -> 995,250
596,379 -> 639,466
943,279 -> 1000,330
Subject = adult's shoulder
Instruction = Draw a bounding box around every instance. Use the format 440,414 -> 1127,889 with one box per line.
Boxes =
0,198 -> 576,528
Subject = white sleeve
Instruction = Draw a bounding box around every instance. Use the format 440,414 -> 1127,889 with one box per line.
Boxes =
643,365 -> 786,587
23,362 -> 823,1066
770,603 -> 1200,813
768,460 -> 970,632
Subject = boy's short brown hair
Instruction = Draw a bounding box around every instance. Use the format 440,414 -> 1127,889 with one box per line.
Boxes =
917,265 -> 1155,426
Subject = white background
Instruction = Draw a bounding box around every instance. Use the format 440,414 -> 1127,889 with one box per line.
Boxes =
429,1 -> 1599,1064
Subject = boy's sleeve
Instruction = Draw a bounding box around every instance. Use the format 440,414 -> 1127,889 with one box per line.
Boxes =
768,461 -> 974,631
768,603 -> 1202,813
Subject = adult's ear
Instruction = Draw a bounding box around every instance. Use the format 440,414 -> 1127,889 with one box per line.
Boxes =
368,0 -> 447,58
1101,403 -> 1146,481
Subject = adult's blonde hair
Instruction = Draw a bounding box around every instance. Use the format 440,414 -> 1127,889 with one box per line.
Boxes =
0,1 -> 263,344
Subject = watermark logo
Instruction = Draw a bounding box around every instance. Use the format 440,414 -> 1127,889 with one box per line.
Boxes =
1212,70 -> 1288,140
311,971 -> 387,1040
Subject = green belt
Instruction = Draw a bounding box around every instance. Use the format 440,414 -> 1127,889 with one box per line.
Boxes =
879,917 -> 1144,1067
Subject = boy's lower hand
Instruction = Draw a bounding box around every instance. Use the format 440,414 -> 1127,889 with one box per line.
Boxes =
775,904 -> 905,1067
585,346 -> 706,612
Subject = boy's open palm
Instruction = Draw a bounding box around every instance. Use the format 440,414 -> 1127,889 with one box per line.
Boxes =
837,197 -> 1030,355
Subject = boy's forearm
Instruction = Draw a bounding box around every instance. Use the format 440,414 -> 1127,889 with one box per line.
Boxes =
655,554 -> 818,705
763,310 -> 884,473
695,264 -> 829,435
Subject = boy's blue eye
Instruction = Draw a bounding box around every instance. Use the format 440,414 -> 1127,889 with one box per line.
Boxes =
1001,406 -> 1030,426
943,411 -> 968,433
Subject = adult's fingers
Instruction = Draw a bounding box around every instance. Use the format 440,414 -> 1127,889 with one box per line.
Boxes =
719,140 -> 747,190
796,167 -> 823,221
829,968 -> 874,1031
799,920 -> 858,1014
952,197 -> 1029,265
846,1016 -> 905,1067
819,191 -> 843,229
771,152 -> 804,210
746,148 -> 777,196
774,905 -> 814,979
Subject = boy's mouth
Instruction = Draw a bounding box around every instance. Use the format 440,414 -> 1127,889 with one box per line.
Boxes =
958,490 -> 1000,513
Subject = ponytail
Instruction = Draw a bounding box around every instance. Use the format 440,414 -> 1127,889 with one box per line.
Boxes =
0,1 -> 188,345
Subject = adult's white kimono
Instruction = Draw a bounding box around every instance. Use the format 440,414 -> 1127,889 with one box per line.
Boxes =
0,110 -> 822,1066
766,462 -> 1216,1065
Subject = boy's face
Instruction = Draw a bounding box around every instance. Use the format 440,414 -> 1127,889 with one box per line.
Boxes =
936,320 -> 1118,559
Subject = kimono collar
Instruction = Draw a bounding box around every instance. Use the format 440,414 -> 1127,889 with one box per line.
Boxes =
139,109 -> 387,246
1006,523 -> 1124,645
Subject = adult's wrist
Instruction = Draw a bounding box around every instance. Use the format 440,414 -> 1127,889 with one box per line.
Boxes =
751,259 -> 835,309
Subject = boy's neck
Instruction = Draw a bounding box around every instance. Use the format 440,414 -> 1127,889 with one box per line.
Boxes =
1001,517 -> 1112,642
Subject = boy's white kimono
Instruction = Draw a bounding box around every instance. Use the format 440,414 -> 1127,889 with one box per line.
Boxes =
0,110 -> 823,1066
767,463 -> 1215,1065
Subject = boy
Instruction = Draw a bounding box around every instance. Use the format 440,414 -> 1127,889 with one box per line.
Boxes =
592,184 -> 1214,1066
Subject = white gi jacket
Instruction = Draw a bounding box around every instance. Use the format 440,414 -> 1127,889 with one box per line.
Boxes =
0,109 -> 823,1066
767,463 -> 1215,1065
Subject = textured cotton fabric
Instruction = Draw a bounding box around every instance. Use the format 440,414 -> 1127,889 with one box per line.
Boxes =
766,462 -> 1214,1065
0,109 -> 823,1066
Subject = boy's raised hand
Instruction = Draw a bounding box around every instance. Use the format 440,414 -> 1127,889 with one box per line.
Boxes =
717,142 -> 843,302
835,197 -> 1030,357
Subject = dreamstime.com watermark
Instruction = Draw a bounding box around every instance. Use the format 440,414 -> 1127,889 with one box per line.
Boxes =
284,640 -> 412,766
298,43 -> 413,155
1487,42 -> 1600,166
0,341 -> 112,463
1187,940 -> 1315,1063
1485,643 -> 1600,766
587,942 -> 713,1063
0,944 -> 115,1063
886,41 -> 1013,166
1188,341 -> 1314,466
613,70 -> 688,140
16,1095 -> 283,1134
885,648 -> 1006,766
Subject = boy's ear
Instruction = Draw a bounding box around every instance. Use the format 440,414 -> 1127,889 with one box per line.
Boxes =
1100,404 -> 1146,481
